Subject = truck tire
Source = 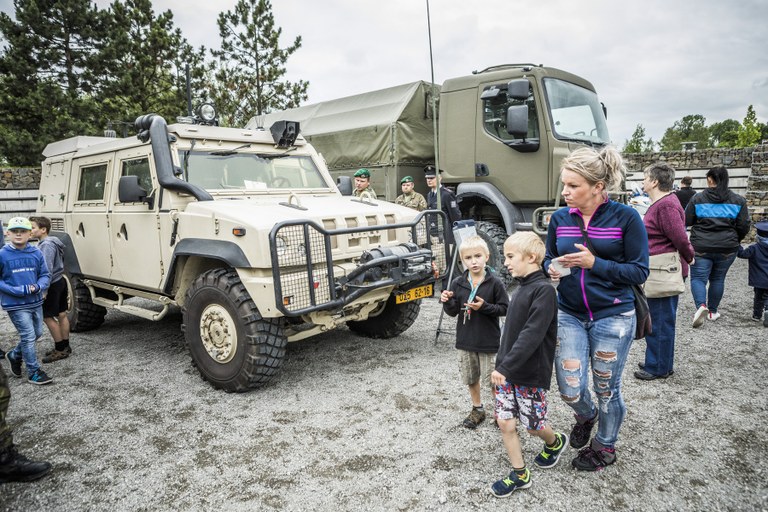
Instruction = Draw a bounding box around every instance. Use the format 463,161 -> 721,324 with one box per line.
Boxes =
64,273 -> 107,332
181,268 -> 287,392
475,221 -> 514,286
347,293 -> 420,338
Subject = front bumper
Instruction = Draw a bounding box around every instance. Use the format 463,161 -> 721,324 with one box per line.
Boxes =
269,210 -> 448,316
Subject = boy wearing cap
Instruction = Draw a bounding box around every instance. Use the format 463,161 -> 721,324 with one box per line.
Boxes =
395,176 -> 427,211
737,221 -> 768,326
1,217 -> 52,385
353,168 -> 377,199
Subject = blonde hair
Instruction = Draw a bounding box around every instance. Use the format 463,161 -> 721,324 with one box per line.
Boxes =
504,232 -> 545,265
560,146 -> 625,192
459,235 -> 490,257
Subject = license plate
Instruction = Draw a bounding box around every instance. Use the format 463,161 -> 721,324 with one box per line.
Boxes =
396,284 -> 433,304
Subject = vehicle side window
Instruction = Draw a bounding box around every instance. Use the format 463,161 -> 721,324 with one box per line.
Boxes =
77,163 -> 108,201
122,157 -> 152,192
482,83 -> 539,141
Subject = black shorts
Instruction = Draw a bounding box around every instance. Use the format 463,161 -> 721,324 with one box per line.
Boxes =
43,278 -> 68,318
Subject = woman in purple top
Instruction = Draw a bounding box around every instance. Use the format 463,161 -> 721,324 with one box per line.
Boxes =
635,163 -> 695,380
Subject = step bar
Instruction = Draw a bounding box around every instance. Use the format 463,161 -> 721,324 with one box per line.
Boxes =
83,279 -> 176,321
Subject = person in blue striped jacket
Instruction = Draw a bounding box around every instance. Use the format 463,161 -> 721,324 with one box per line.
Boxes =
685,166 -> 750,328
544,146 -> 649,472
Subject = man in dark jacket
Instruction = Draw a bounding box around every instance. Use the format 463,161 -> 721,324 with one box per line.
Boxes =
674,175 -> 696,209
425,166 -> 461,245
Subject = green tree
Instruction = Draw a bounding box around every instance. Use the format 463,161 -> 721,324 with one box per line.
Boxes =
622,124 -> 656,153
95,0 -> 205,129
708,119 -> 741,148
659,114 -> 711,151
736,105 -> 761,148
0,0 -> 105,165
210,0 -> 308,126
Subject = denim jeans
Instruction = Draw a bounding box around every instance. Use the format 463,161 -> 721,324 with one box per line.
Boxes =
7,307 -> 44,376
644,295 -> 679,376
689,252 -> 737,313
555,310 -> 635,448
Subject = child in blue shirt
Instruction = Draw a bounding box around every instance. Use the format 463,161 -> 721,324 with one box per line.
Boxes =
737,221 -> 768,326
1,217 -> 52,385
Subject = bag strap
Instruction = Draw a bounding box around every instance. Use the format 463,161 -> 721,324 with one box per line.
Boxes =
573,215 -> 598,257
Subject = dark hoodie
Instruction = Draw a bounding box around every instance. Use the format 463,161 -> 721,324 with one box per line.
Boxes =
37,236 -> 66,283
685,188 -> 749,253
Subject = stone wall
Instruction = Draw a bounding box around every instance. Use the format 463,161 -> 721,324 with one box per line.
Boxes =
746,143 -> 768,229
623,147 -> 754,173
1,167 -> 41,189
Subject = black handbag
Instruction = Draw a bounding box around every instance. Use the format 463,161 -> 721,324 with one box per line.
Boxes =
573,217 -> 652,340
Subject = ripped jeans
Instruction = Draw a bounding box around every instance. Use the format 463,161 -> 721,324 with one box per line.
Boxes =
555,310 -> 635,448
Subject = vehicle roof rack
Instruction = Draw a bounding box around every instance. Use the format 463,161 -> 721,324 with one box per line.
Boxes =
472,64 -> 542,75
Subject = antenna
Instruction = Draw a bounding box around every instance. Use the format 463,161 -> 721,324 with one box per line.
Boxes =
425,0 -> 441,214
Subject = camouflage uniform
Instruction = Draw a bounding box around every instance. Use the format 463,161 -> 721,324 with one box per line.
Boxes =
353,186 -> 377,199
395,191 -> 427,211
0,365 -> 11,451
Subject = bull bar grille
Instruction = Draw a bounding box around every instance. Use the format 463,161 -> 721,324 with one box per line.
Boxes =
270,211 -> 448,316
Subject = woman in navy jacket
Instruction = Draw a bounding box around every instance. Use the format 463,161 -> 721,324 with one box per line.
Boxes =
544,146 -> 649,472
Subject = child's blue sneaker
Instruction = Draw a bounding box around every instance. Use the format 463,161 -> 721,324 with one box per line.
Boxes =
5,352 -> 22,378
490,468 -> 531,497
27,369 -> 52,386
534,432 -> 569,468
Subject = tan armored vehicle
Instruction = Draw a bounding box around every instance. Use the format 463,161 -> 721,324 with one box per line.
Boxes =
37,112 -> 445,391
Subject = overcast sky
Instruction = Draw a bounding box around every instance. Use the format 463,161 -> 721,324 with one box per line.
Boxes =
1,0 -> 766,146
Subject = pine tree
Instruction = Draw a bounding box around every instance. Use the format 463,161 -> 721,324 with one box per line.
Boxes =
210,0 -> 308,126
0,0 -> 104,165
95,0 -> 204,128
622,124 -> 656,153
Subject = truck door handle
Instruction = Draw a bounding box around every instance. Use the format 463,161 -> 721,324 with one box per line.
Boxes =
475,163 -> 490,177
118,224 -> 128,241
77,222 -> 85,237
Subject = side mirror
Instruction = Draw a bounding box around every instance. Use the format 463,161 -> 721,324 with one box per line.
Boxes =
337,175 -> 353,196
506,79 -> 529,101
506,105 -> 529,139
118,175 -> 153,208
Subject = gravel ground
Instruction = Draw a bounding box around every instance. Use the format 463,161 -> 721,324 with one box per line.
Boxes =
0,258 -> 766,511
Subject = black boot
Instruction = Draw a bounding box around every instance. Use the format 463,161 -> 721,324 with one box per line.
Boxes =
0,445 -> 52,483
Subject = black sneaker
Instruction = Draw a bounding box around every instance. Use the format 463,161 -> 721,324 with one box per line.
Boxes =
462,407 -> 486,429
0,445 -> 52,483
569,415 -> 596,449
534,432 -> 569,468
572,445 -> 617,471
5,352 -> 22,378
490,468 -> 531,497
27,369 -> 53,386
764,310 -> 768,328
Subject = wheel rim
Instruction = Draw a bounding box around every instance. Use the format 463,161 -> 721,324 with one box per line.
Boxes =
199,304 -> 238,364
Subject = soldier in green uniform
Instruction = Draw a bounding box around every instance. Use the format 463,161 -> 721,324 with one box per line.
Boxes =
352,168 -> 377,199
0,364 -> 52,482
395,176 -> 427,211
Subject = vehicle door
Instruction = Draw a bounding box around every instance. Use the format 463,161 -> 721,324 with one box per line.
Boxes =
107,149 -> 164,290
68,156 -> 113,280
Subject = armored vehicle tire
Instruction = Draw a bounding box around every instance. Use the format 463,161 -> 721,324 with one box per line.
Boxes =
182,268 -> 287,393
475,221 -> 514,286
64,273 -> 107,332
347,293 -> 420,338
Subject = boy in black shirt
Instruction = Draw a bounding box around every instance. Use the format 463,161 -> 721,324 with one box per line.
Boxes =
490,232 -> 567,497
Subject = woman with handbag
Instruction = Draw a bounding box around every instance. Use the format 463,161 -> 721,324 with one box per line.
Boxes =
544,146 -> 649,472
635,163 -> 695,381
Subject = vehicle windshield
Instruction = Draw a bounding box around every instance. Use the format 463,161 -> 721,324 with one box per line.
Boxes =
543,78 -> 610,145
180,151 -> 330,191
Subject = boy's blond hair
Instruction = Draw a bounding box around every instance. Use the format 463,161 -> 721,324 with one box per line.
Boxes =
458,235 -> 490,257
504,232 -> 545,265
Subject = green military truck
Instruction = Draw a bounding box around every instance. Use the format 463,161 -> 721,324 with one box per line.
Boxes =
36,112 -> 445,392
253,64 -> 611,282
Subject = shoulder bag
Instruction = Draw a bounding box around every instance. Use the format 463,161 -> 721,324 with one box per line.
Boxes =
644,252 -> 685,298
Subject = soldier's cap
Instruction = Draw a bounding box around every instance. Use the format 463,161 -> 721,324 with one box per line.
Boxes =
400,176 -> 414,184
354,168 -> 371,178
423,165 -> 443,177
756,221 -> 768,238
6,217 -> 32,231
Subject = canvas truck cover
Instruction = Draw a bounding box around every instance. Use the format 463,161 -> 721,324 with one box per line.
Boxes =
247,81 -> 439,171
